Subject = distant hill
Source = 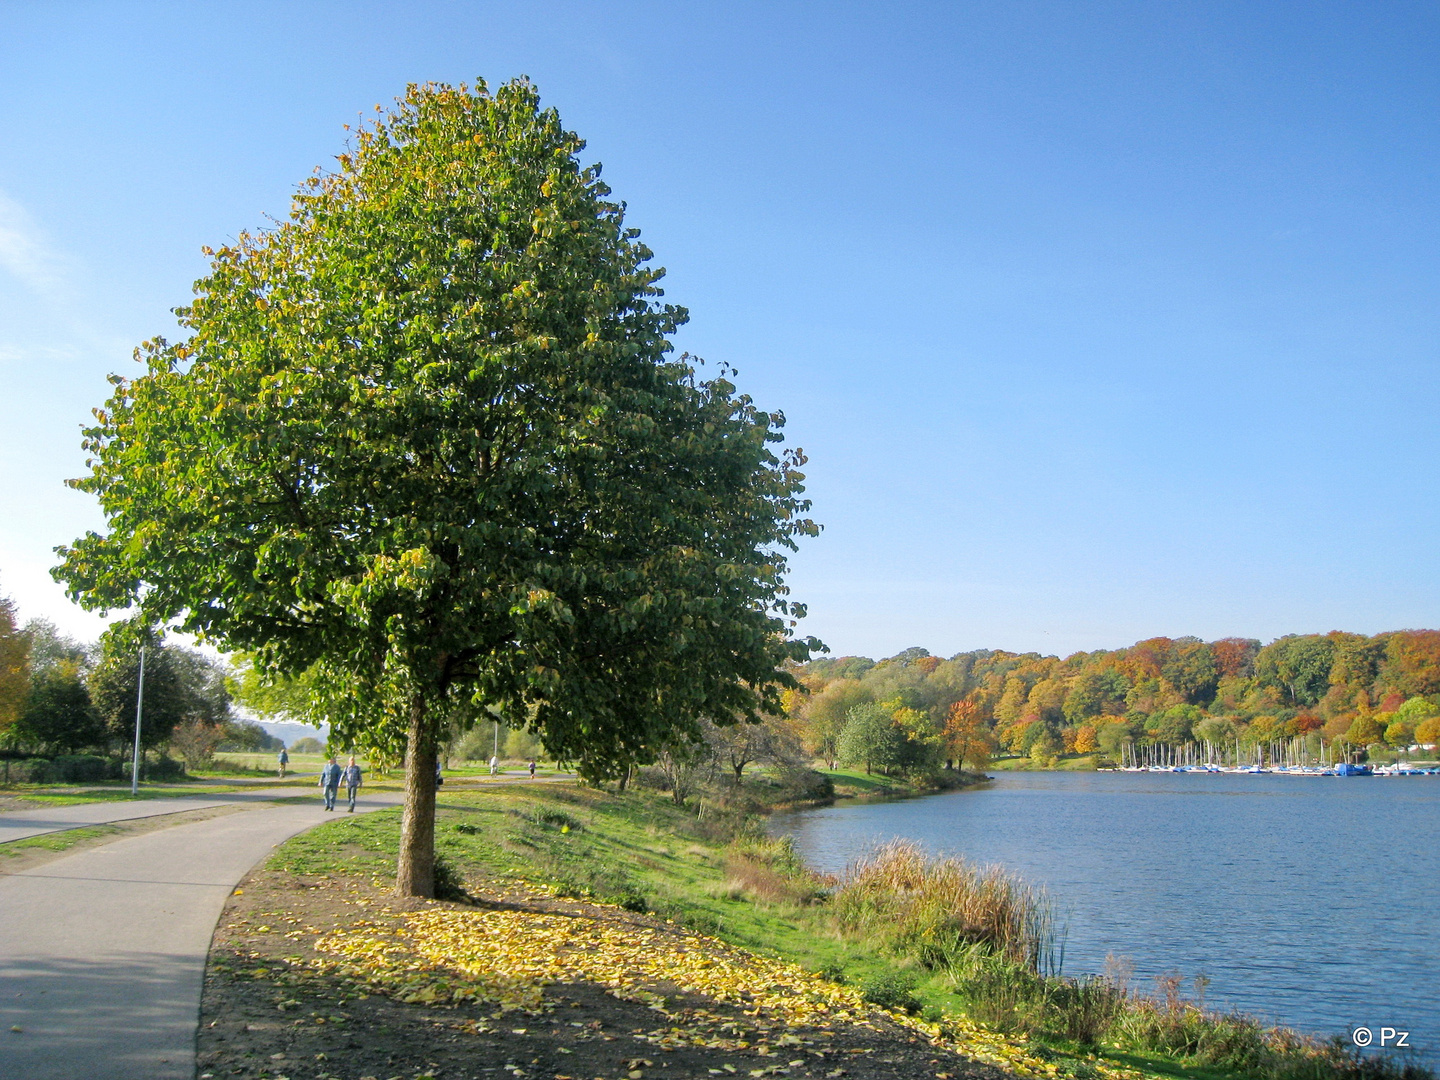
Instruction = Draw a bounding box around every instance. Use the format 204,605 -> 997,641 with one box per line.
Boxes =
256,720 -> 329,749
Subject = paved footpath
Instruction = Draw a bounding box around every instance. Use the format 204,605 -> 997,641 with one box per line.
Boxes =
0,783 -> 322,844
0,790 -> 404,1080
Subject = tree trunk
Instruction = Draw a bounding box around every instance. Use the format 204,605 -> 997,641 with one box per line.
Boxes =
396,693 -> 436,898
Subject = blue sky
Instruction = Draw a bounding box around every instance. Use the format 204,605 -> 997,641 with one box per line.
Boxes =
1,1 -> 1437,658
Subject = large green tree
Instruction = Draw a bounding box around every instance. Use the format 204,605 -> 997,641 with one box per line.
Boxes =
838,702 -> 905,775
56,79 -> 818,896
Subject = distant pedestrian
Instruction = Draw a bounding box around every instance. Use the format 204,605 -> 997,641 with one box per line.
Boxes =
277,746 -> 289,779
319,756 -> 342,811
342,755 -> 363,812
528,759 -> 536,779
435,758 -> 444,787
489,754 -> 499,776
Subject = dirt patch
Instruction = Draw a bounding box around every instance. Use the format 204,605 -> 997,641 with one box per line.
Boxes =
200,867 -> 1012,1080
0,794 -> 47,812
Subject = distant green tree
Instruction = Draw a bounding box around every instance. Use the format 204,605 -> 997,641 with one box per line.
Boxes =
217,717 -> 283,752
1256,636 -> 1336,707
167,648 -> 233,726
805,656 -> 875,681
1383,718 -> 1414,749
88,627 -> 190,757
1194,715 -> 1236,747
838,702 -> 905,776
1095,719 -> 1135,757
1394,696 -> 1437,727
0,587 -> 31,738
1029,728 -> 1062,767
15,662 -> 105,754
1343,714 -> 1384,748
1162,641 -> 1219,705
1062,669 -> 1129,723
889,703 -> 944,775
887,647 -> 932,666
799,678 -> 871,769
23,618 -> 90,674
1146,704 -> 1203,745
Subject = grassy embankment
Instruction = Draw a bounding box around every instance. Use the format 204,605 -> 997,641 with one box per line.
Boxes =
989,755 -> 1106,772
265,778 -> 1427,1080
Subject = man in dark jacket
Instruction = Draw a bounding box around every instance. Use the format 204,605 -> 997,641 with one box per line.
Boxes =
319,756 -> 342,811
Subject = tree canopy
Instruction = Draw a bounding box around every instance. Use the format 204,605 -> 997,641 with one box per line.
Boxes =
55,79 -> 819,895
0,586 -> 31,736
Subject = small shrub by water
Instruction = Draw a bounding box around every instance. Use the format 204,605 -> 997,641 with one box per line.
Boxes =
860,969 -> 922,1013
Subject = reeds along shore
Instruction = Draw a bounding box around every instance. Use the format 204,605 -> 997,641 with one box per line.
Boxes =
826,841 -> 1430,1080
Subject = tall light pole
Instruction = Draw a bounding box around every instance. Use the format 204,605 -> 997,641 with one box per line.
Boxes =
130,645 -> 146,796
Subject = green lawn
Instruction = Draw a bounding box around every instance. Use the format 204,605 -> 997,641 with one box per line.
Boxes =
0,823 -> 123,856
988,754 -> 1103,771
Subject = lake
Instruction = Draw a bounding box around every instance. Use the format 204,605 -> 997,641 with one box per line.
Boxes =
770,771 -> 1440,1063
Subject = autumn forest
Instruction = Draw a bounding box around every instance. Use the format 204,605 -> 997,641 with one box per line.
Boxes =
785,631 -> 1440,776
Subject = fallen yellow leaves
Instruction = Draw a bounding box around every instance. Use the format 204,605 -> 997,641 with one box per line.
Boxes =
304,895 -> 1143,1080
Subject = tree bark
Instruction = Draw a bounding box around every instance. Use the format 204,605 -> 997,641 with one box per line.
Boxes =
396,693 -> 436,898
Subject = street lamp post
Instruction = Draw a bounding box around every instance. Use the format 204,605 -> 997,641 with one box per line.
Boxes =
130,645 -> 146,796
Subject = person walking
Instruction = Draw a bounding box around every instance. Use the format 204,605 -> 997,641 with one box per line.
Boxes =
341,755 -> 363,813
319,756 -> 341,811
277,746 -> 289,779
528,759 -> 536,779
489,754 -> 498,776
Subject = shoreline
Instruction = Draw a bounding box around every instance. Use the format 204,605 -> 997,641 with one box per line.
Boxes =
196,778 -> 1429,1080
766,771 -> 1428,1077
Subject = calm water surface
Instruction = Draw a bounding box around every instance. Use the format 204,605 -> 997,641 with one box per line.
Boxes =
771,772 -> 1439,1062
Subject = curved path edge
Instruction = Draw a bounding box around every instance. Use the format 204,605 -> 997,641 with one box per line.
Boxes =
0,791 -> 404,1080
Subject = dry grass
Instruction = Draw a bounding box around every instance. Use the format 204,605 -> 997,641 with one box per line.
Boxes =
719,835 -> 831,906
832,840 -> 1059,974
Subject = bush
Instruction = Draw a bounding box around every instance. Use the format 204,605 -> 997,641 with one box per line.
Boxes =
170,720 -> 226,770
775,765 -> 835,803
860,970 -> 921,1013
526,808 -> 583,832
432,854 -> 470,902
17,758 -> 54,783
144,755 -> 186,781
50,755 -> 117,783
951,950 -> 1122,1044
